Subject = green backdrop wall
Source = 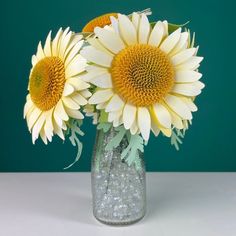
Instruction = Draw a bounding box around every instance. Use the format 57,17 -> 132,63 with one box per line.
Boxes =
0,0 -> 235,172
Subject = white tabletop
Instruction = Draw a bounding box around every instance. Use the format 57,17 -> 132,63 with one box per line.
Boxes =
0,173 -> 235,236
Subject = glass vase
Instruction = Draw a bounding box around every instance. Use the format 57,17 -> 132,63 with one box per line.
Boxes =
91,127 -> 146,225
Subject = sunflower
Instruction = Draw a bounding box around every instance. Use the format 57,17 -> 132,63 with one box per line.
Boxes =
24,28 -> 91,144
82,13 -> 118,33
82,8 -> 151,33
81,13 -> 204,141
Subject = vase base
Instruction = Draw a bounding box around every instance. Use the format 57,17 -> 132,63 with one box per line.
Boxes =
93,214 -> 145,226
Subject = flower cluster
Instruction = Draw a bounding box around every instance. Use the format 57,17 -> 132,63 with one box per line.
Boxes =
24,9 -> 204,166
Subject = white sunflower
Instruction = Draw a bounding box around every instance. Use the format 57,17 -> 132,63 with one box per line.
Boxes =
81,13 -> 204,141
24,28 -> 91,144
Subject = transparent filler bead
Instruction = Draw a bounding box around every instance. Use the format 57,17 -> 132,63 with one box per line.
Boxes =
91,128 -> 146,225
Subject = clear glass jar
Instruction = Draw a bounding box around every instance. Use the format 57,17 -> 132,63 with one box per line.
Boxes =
91,127 -> 146,225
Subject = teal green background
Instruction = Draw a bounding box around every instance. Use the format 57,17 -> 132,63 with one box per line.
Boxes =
0,0 -> 235,172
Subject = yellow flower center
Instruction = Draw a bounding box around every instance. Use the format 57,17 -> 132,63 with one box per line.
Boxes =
29,57 -> 66,111
82,13 -> 118,32
111,44 -> 175,106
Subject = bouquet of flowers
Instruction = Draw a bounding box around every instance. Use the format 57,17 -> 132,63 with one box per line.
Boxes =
23,8 -> 204,224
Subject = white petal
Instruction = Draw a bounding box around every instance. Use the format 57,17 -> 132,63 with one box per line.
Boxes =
65,107 -> 84,119
108,109 -> 122,122
28,107 -> 42,131
89,89 -> 113,104
164,94 -> 192,119
113,117 -> 122,127
130,119 -> 139,135
59,30 -> 72,58
54,100 -> 69,121
181,98 -> 198,112
153,103 -> 171,128
171,48 -> 196,66
53,110 -> 63,127
96,102 -> 107,110
103,25 -> 114,32
62,97 -> 80,109
162,20 -> 168,37
150,115 -> 160,137
32,113 -> 45,144
90,73 -> 113,88
118,14 -> 137,45
175,70 -> 202,83
94,27 -> 125,54
40,128 -> 48,144
36,41 -> 45,61
65,40 -> 84,67
138,14 -> 150,44
52,118 -> 65,140
148,21 -> 164,47
160,127 -> 172,137
26,105 -> 35,124
176,56 -> 203,71
80,67 -> 108,82
86,64 -> 107,73
132,12 -> 140,30
66,54 -> 87,77
172,84 -> 201,96
80,46 -> 113,67
138,107 -> 151,141
52,28 -> 63,56
105,94 -> 124,112
193,81 -> 205,90
44,31 -> 52,57
123,103 -> 137,129
169,110 -> 184,129
67,77 -> 90,90
63,83 -> 74,96
183,120 -> 190,130
44,109 -> 54,142
31,55 -> 38,66
160,28 -> 181,54
80,89 -> 92,98
71,93 -> 88,106
110,16 -> 119,34
58,27 -> 69,56
64,34 -> 83,58
169,32 -> 188,56
86,37 -> 114,56
24,98 -> 33,118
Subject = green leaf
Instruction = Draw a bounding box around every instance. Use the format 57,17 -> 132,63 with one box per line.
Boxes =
105,126 -> 127,151
64,119 -> 84,170
168,21 -> 190,34
98,110 -> 108,123
121,134 -> 144,166
150,22 -> 156,28
150,21 -> 190,34
170,128 -> 185,151
97,122 -> 112,133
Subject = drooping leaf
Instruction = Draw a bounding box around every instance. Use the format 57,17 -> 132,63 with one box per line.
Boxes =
64,119 -> 84,169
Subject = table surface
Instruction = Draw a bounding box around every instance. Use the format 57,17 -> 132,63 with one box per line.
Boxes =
0,173 -> 235,236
